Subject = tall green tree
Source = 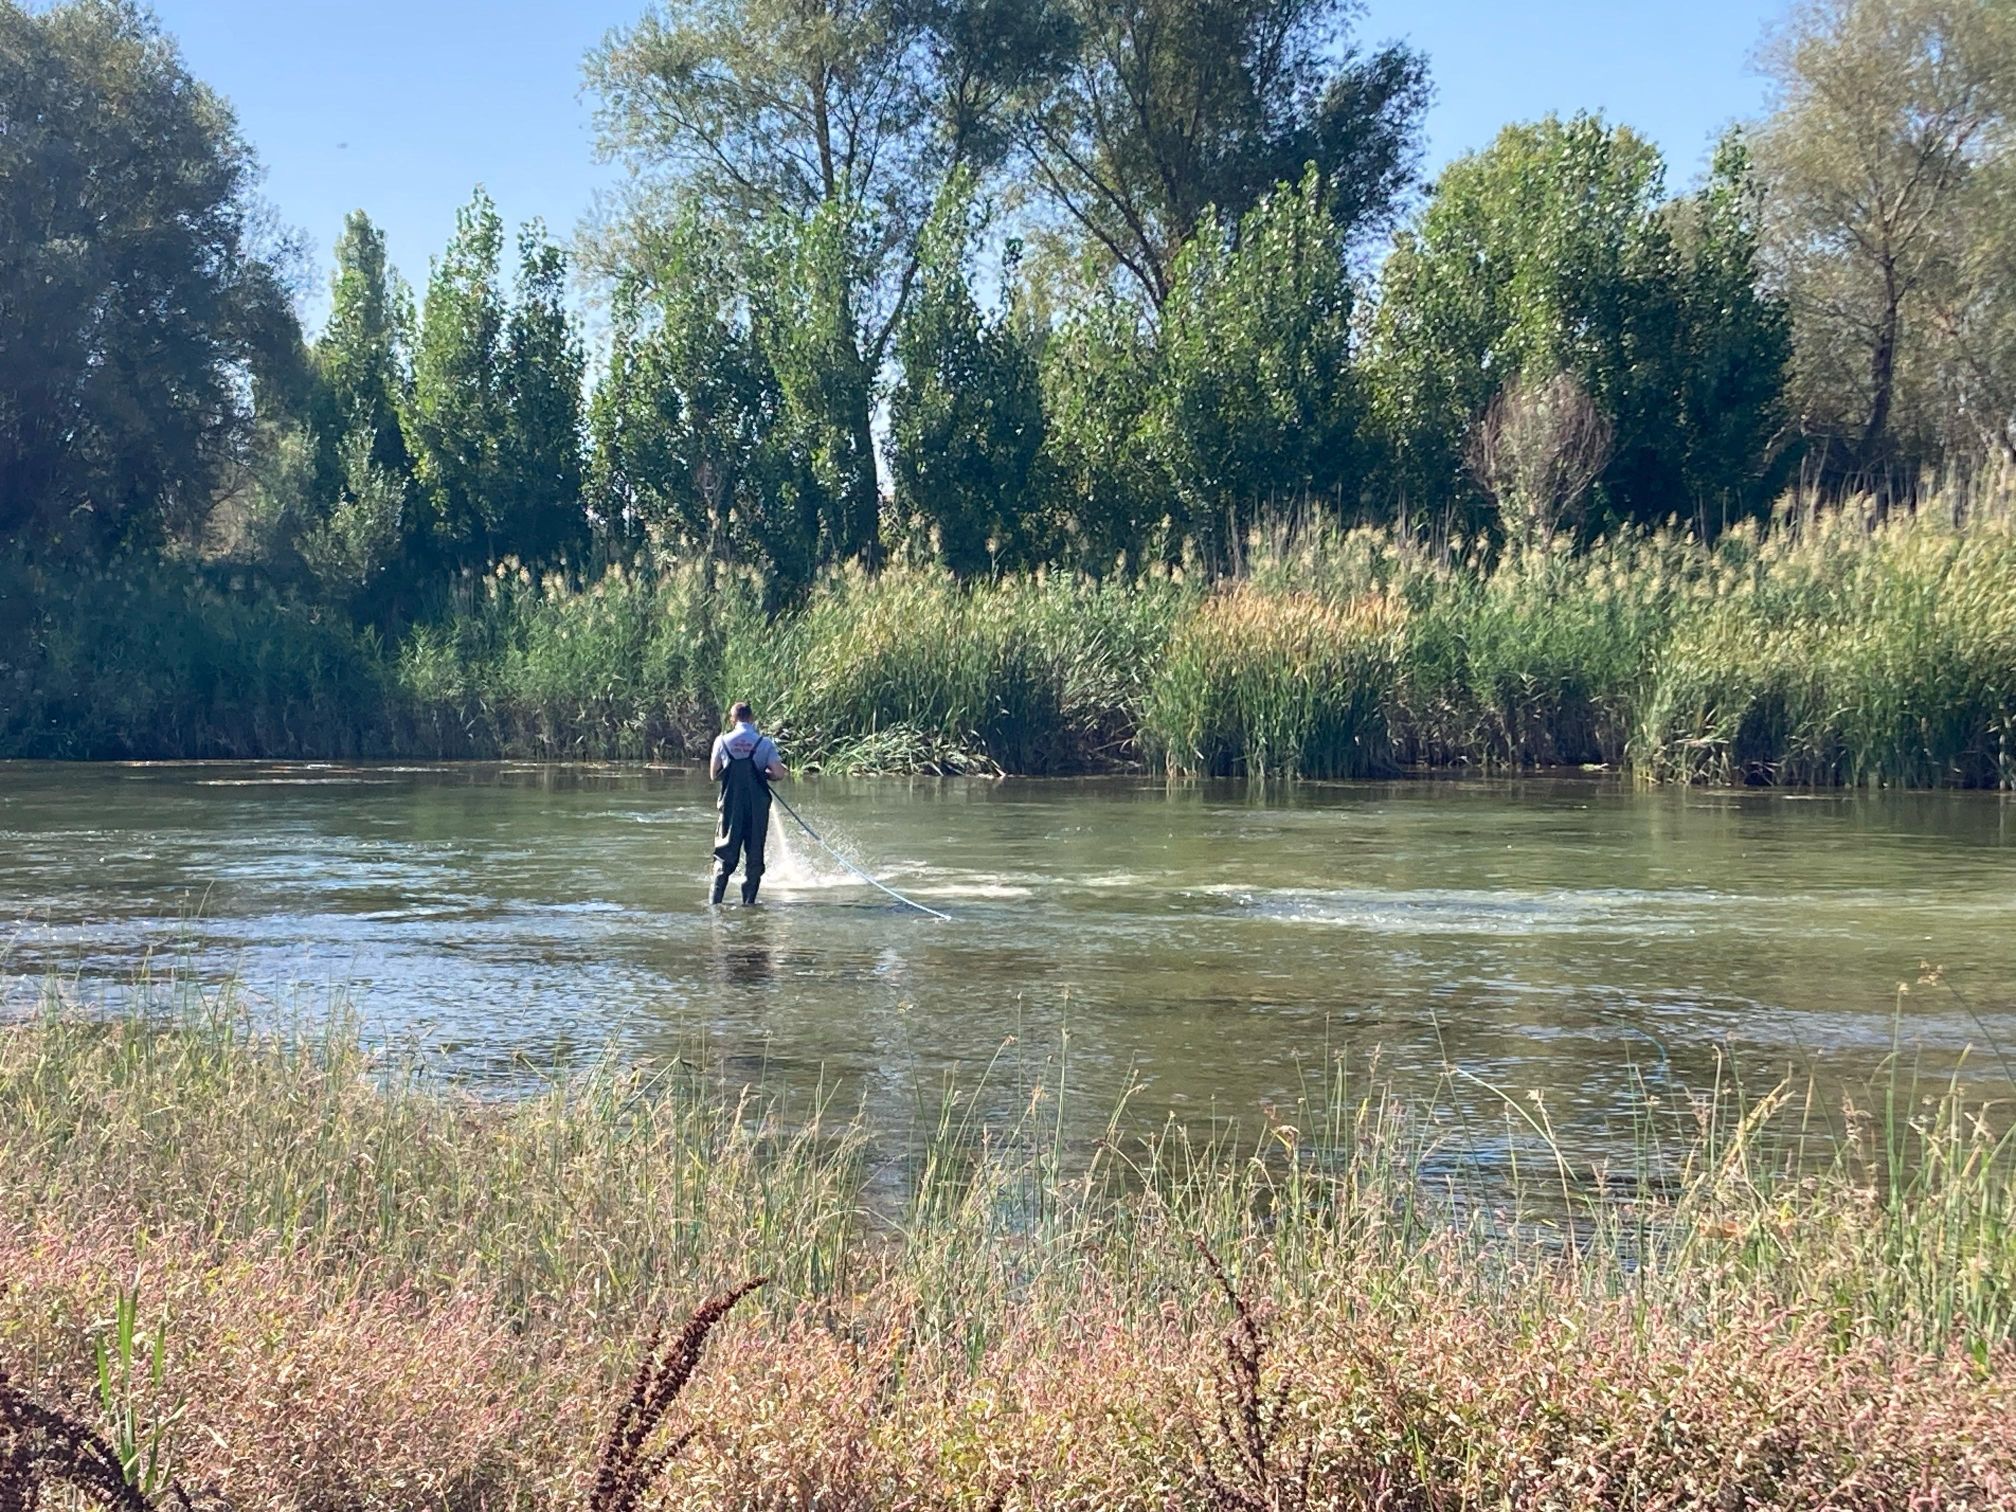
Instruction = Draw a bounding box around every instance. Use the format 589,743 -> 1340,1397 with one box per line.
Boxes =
890,182 -> 1046,577
311,211 -> 412,494
1754,0 -> 2016,488
499,224 -> 589,567
1366,115 -> 1689,534
748,202 -> 885,573
587,211 -> 785,577
1668,136 -> 1794,530
586,0 -> 1071,567
1024,0 -> 1428,306
1149,167 -> 1359,562
406,189 -> 509,574
0,0 -> 298,559
1036,289 -> 1164,574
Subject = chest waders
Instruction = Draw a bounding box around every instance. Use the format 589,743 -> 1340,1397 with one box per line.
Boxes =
711,751 -> 771,904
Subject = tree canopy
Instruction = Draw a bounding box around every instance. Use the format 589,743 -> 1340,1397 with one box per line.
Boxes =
0,0 -> 297,559
5,0 -> 2011,610
1754,0 -> 2016,489
1367,114 -> 1791,537
1023,0 -> 1428,305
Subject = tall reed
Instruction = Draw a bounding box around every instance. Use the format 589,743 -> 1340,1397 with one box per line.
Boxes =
7,487 -> 2014,786
392,558 -> 746,760
1144,586 -> 1404,777
1633,504 -> 2016,786
728,566 -> 1182,773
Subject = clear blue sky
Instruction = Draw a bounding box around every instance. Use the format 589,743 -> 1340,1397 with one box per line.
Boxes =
150,0 -> 1788,328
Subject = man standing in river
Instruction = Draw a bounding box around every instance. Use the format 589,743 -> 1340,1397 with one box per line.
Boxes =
709,701 -> 787,906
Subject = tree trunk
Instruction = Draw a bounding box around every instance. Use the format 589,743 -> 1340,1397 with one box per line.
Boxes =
848,386 -> 882,569
1857,262 -> 1901,491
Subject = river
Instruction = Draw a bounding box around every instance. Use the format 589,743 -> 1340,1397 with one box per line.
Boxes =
3,762 -> 2013,1170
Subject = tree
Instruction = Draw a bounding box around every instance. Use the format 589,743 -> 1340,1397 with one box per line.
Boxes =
1468,372 -> 1614,552
890,182 -> 1046,576
587,0 -> 1068,568
1928,133 -> 2016,468
311,212 -> 412,499
1753,0 -> 2016,491
299,421 -> 407,607
406,189 -> 508,574
745,202 -> 884,569
498,224 -> 589,567
1668,136 -> 1794,530
1366,115 -> 1687,535
1036,288 -> 1164,574
1149,167 -> 1359,563
1023,0 -> 1428,307
587,211 -> 785,577
0,0 -> 298,559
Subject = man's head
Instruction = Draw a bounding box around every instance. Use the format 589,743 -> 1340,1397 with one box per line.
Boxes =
731,701 -> 754,726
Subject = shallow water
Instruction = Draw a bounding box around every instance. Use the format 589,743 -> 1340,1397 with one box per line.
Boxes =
3,762 -> 2013,1164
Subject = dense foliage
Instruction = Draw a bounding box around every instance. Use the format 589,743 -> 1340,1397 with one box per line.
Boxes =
6,493 -> 2012,791
0,0 -> 297,560
3,0 -> 2014,779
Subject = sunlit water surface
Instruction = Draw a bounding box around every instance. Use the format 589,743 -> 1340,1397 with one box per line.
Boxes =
4,763 -> 2013,1170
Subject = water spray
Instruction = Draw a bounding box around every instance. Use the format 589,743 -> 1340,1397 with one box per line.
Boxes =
770,788 -> 953,921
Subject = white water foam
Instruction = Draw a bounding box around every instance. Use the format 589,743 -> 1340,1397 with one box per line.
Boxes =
1198,884 -> 1714,937
761,815 -> 861,894
902,879 -> 1035,901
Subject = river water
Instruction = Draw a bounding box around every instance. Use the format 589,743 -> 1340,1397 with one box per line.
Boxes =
3,762 -> 2013,1167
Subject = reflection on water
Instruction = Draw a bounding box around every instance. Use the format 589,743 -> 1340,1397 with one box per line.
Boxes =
2,761 -> 2013,1167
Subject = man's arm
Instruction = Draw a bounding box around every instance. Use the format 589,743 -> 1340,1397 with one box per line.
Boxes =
708,739 -> 725,780
763,738 -> 787,781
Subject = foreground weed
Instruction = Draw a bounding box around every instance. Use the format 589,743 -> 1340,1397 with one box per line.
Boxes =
1190,1241 -> 1312,1512
0,1366 -> 211,1512
589,1278 -> 767,1512
92,1282 -> 181,1500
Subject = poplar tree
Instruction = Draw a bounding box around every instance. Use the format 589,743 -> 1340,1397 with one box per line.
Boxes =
1366,116 -> 1686,535
890,181 -> 1046,577
499,224 -> 589,567
311,211 -> 412,495
406,189 -> 509,574
1150,167 -> 1359,563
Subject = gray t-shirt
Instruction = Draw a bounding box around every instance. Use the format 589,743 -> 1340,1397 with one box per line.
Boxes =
711,721 -> 778,771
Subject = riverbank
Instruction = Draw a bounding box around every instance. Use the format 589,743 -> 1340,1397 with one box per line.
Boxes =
5,494 -> 2014,786
1,1003 -> 2011,1508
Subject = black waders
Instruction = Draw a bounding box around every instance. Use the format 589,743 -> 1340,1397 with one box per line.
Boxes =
711,750 -> 771,905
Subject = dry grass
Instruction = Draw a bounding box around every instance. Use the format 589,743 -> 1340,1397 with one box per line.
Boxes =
0,999 -> 2012,1508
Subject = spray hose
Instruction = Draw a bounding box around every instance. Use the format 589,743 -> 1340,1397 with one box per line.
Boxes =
770,787 -> 953,922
